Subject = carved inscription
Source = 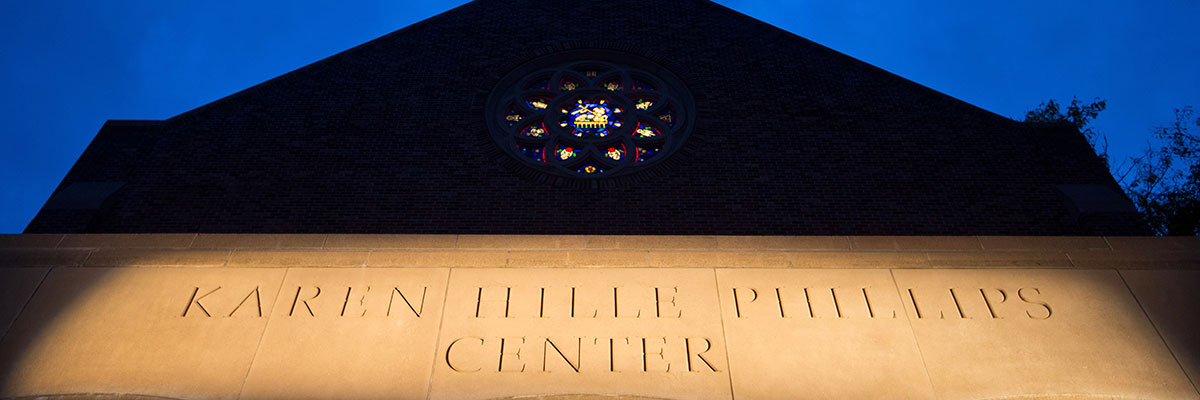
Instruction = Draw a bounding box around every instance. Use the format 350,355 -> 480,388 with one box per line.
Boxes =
443,284 -> 720,375
472,286 -> 682,319
180,285 -> 429,318
180,279 -> 1056,383
285,286 -> 428,317
906,287 -> 1052,320
182,286 -> 264,318
444,336 -> 721,374
729,286 -> 1055,320
181,285 -> 1054,321
731,286 -> 897,319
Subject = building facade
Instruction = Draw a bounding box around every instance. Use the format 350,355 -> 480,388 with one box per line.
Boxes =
25,0 -> 1144,236
1,1 -> 1197,399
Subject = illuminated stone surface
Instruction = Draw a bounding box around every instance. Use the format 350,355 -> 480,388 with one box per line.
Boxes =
716,269 -> 936,399
430,268 -> 730,400
0,235 -> 1196,399
1121,270 -> 1200,391
893,269 -> 1196,399
240,268 -> 449,399
0,267 -> 286,399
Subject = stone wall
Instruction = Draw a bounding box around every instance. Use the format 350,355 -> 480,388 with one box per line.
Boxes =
1,234 -> 1196,399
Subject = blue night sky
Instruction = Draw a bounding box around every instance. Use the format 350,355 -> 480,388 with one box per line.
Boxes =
1,1 -> 1198,233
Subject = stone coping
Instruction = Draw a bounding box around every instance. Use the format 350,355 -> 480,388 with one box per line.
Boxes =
0,234 -> 1195,269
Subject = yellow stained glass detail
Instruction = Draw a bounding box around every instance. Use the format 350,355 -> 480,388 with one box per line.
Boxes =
524,125 -> 545,137
605,147 -> 624,160
557,147 -> 577,160
572,101 -> 609,129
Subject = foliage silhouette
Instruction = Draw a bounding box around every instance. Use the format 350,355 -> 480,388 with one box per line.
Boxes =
1024,97 -> 1109,164
1119,107 -> 1200,235
1026,99 -> 1198,235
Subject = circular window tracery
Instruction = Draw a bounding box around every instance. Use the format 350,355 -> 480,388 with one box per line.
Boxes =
486,51 -> 694,179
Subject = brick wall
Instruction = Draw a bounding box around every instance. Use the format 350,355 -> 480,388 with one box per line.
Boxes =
26,0 -> 1148,235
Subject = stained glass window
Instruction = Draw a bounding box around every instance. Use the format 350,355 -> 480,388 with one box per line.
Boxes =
516,143 -> 546,162
559,79 -> 579,91
521,123 -> 547,137
486,51 -> 693,179
566,99 -> 622,137
658,108 -> 675,127
555,144 -> 580,160
633,79 -> 655,91
504,107 -> 523,127
576,162 -> 605,174
526,98 -> 550,111
635,146 -> 661,163
633,122 -> 660,138
603,144 -> 626,161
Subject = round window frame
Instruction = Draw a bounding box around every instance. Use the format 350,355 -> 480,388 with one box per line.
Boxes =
485,49 -> 696,180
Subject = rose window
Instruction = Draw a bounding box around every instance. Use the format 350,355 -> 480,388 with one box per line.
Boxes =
486,51 -> 694,179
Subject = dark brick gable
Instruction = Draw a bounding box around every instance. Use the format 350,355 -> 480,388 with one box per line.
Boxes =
27,0 -> 1148,235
